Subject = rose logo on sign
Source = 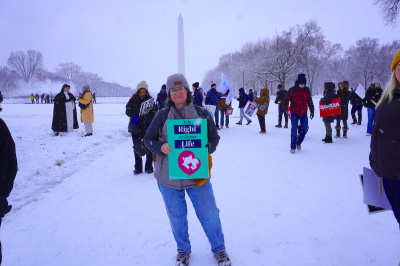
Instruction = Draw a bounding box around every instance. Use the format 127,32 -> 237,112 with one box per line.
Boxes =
178,150 -> 201,175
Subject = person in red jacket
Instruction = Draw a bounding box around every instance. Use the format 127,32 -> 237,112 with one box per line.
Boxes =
284,73 -> 314,154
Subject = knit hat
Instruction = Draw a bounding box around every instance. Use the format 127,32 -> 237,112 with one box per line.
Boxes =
136,80 -> 148,91
277,84 -> 283,89
166,74 -> 190,92
82,85 -> 90,90
297,73 -> 307,85
161,84 -> 166,90
249,89 -> 253,93
192,82 -> 199,89
324,82 -> 335,91
211,83 -> 216,87
391,49 -> 400,72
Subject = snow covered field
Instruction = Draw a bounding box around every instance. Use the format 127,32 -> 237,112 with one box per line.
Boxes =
0,98 -> 399,266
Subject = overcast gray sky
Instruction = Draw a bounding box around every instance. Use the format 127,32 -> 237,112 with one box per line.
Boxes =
0,0 -> 398,93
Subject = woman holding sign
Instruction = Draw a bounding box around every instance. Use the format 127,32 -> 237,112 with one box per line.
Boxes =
144,74 -> 231,266
370,50 -> 400,230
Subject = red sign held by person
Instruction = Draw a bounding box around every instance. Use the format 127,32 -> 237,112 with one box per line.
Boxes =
319,97 -> 341,117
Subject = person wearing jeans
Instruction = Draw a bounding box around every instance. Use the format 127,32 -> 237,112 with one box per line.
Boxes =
366,107 -> 376,135
363,80 -> 383,135
144,74 -> 231,265
236,87 -> 251,125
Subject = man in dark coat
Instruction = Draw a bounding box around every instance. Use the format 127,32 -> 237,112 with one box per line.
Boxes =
51,84 -> 79,136
274,84 -> 288,128
156,84 -> 168,110
192,82 -> 203,107
205,83 -> 221,129
363,80 -> 383,135
350,87 -> 363,125
284,73 -> 314,153
0,118 -> 17,264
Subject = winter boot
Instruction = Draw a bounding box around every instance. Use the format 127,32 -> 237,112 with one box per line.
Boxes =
176,252 -> 190,266
351,120 -> 357,125
322,135 -> 328,141
214,250 -> 231,266
246,120 -> 252,125
236,122 -> 242,125
343,126 -> 349,138
284,122 -> 288,128
323,136 -> 333,143
357,120 -> 361,125
334,126 -> 341,138
275,124 -> 282,128
290,149 -> 296,154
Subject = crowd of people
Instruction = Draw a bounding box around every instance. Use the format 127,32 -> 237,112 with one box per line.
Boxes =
1,49 -> 400,265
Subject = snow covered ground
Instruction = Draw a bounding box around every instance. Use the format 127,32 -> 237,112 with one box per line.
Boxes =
0,98 -> 399,266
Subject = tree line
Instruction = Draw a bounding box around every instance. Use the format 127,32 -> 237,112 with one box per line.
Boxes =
0,51 -> 133,97
202,20 -> 399,96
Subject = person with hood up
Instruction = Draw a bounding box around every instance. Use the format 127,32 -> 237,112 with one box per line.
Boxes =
274,84 -> 288,128
369,49 -> 400,230
364,80 -> 383,136
156,84 -> 168,110
77,85 -> 94,136
320,82 -> 336,143
334,81 -> 350,138
284,73 -> 314,154
126,80 -> 158,175
253,88 -> 270,133
205,83 -> 221,129
236,87 -> 252,125
248,89 -> 254,102
144,73 -> 231,266
192,82 -> 203,107
51,84 -> 79,136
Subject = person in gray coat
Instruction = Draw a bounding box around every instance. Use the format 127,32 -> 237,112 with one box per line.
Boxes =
144,73 -> 231,266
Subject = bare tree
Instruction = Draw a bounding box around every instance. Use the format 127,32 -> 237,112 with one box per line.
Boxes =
374,0 -> 400,25
7,50 -> 44,82
0,67 -> 18,93
55,62 -> 83,84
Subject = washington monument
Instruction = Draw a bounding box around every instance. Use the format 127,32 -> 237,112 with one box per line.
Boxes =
178,13 -> 185,75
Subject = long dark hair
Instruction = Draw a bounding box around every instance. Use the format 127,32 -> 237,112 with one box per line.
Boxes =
166,87 -> 193,107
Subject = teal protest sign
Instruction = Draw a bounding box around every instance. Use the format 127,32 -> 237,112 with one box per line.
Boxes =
167,119 -> 209,179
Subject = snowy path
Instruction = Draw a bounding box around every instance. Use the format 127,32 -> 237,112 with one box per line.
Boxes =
1,102 -> 399,265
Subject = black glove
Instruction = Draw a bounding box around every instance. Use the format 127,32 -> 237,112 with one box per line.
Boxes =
0,197 -> 12,217
310,113 -> 314,120
66,99 -> 72,102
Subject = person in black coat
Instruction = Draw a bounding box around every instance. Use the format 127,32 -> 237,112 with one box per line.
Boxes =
51,84 -> 79,136
156,84 -> 168,110
334,81 -> 350,138
320,82 -> 336,143
125,80 -> 158,175
364,80 -> 383,135
274,84 -> 288,128
370,49 -> 400,229
0,118 -> 17,264
349,87 -> 363,125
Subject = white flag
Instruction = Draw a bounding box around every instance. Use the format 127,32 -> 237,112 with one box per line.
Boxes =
217,72 -> 233,105
355,83 -> 366,98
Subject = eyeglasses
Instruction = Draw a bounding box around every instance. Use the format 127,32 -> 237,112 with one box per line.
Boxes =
170,87 -> 186,94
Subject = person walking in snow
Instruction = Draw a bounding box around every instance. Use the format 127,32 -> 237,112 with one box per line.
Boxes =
192,82 -> 203,107
274,84 -> 288,128
126,80 -> 157,175
369,49 -> 400,230
320,82 -> 336,143
144,73 -> 231,266
156,84 -> 168,110
253,88 -> 270,133
51,84 -> 79,136
0,118 -> 17,265
236,87 -> 252,125
334,81 -> 350,139
77,85 -> 94,137
205,83 -> 221,129
350,85 -> 363,125
284,73 -> 314,154
363,80 -> 383,136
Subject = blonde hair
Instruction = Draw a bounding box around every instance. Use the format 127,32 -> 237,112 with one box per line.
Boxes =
376,71 -> 400,108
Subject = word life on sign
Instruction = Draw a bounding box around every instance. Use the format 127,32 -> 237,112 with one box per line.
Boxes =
167,119 -> 209,179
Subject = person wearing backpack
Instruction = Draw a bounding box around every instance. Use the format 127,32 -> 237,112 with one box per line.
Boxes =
253,88 -> 270,133
77,85 -> 94,136
144,73 -> 231,266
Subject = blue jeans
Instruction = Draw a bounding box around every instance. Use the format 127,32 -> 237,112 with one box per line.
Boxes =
157,182 -> 226,254
382,178 -> 400,225
219,108 -> 229,127
367,107 -> 375,134
290,114 -> 309,149
213,106 -> 220,127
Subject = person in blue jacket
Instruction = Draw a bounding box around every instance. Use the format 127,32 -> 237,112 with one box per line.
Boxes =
205,83 -> 220,129
192,82 -> 203,107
